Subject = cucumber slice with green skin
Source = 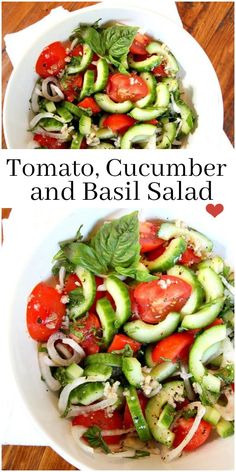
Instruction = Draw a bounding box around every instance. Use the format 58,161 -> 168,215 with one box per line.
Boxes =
202,341 -> 223,365
63,101 -> 85,118
94,93 -> 133,113
158,223 -> 213,254
157,122 -> 177,149
189,325 -> 227,393
162,77 -> 179,92
151,361 -> 179,382
122,357 -> 143,387
203,406 -> 221,425
216,419 -> 234,438
176,99 -> 195,135
222,310 -> 234,328
70,132 -> 83,149
39,118 -> 63,132
91,143 -> 115,149
56,106 -> 73,123
145,381 -> 184,447
145,345 -> 156,368
96,297 -> 117,347
135,72 -> 157,108
83,364 -> 112,381
154,83 -> 170,108
209,354 -> 223,367
105,276 -> 131,328
96,128 -> 117,139
146,41 -> 179,76
79,115 -> 92,136
93,58 -> 109,92
125,386 -> 151,441
197,256 -> 224,274
157,403 -> 176,429
181,297 -> 224,330
80,70 -> 94,100
45,101 -> 57,113
124,312 -> 180,343
128,55 -> 162,72
147,237 -> 187,272
67,44 -> 93,74
69,267 -> 96,319
129,107 -> 163,121
113,386 -> 125,410
197,267 -> 224,302
70,382 -> 104,405
168,265 -> 204,315
120,124 -> 156,149
85,353 -> 122,367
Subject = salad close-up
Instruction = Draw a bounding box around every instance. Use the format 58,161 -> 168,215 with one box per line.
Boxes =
26,212 -> 234,462
30,21 -> 195,149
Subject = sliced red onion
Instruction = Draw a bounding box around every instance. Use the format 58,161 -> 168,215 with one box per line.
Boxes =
63,338 -> 85,358
162,402 -> 206,462
31,84 -> 41,113
102,428 -> 135,436
30,112 -> 65,130
97,284 -> 106,291
50,84 -> 65,99
107,450 -> 136,458
33,127 -> 68,141
56,343 -> 72,359
59,266 -> 66,290
38,352 -> 61,391
59,376 -> 105,413
47,332 -> 83,366
66,397 -> 116,418
71,426 -> 94,454
179,363 -> 195,401
42,77 -> 64,102
69,38 -> 79,51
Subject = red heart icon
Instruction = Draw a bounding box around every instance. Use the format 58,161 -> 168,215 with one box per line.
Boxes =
206,204 -> 224,217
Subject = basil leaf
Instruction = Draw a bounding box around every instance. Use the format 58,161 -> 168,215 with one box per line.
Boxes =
91,212 -> 140,270
71,23 -> 105,57
115,265 -> 157,282
64,242 -> 107,274
102,25 -> 138,58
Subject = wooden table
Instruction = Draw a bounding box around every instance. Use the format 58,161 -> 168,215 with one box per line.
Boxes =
1,2 -> 234,470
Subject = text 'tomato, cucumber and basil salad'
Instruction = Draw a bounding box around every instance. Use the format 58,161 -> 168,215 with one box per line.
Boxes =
30,21 -> 196,149
26,213 -> 234,461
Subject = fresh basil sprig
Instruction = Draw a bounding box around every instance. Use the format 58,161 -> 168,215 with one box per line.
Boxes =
83,426 -> 110,454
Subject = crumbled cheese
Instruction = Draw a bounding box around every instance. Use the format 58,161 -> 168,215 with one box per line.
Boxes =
86,131 -> 100,147
140,373 -> 162,397
55,284 -> 63,294
104,381 -> 120,403
158,278 -> 173,290
65,56 -> 71,63
112,136 -> 121,148
192,382 -> 203,395
61,295 -> 69,304
142,366 -> 152,374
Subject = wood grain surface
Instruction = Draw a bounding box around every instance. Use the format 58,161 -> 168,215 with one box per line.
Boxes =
1,1 -> 235,470
1,1 -> 234,147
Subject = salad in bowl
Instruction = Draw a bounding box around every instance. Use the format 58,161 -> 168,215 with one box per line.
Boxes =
26,212 -> 234,462
30,21 -> 195,149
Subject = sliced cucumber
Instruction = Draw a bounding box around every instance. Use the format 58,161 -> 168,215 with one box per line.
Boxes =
94,93 -> 133,113
189,325 -> 227,392
80,70 -> 94,100
197,256 -> 224,274
85,352 -> 122,367
120,124 -> 156,149
135,72 -> 157,108
181,297 -> 224,330
91,143 -> 115,149
216,419 -> 234,438
45,100 -> 57,113
202,341 -> 223,365
125,386 -> 151,441
157,403 -> 175,429
124,312 -> 180,343
96,128 -> 117,139
162,77 -> 179,92
79,115 -> 92,136
70,132 -> 83,149
176,99 -> 195,135
69,267 -> 96,319
39,118 -> 63,132
158,222 -> 213,254
203,406 -> 221,425
128,55 -> 161,72
145,345 -> 156,368
154,83 -> 170,108
197,267 -> 224,302
105,276 -> 131,328
168,265 -> 204,315
83,364 -> 112,381
70,382 -> 104,405
147,237 -> 187,272
146,41 -> 179,76
145,381 -> 184,447
67,44 -> 93,74
129,107 -> 163,121
157,122 -> 177,149
63,101 -> 85,118
94,58 -> 109,92
96,297 -> 117,347
56,106 -> 73,123
122,357 -> 143,387
151,361 -> 179,382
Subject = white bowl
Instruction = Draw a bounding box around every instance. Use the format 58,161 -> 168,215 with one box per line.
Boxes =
4,207 -> 234,470
3,5 -> 223,149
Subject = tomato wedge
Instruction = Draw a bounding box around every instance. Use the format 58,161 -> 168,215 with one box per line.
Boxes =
106,73 -> 148,103
26,282 -> 66,341
70,44 -> 83,57
73,409 -> 123,444
152,332 -> 195,364
103,114 -> 136,134
108,334 -> 141,353
33,134 -> 68,149
78,97 -> 101,113
124,392 -> 148,428
133,275 -> 192,323
60,74 -> 83,102
63,273 -> 81,293
173,418 -> 212,451
36,41 -> 67,78
152,63 -> 168,77
179,247 -> 202,266
130,33 -> 150,56
139,221 -> 164,253
70,312 -> 101,355
146,244 -> 166,261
